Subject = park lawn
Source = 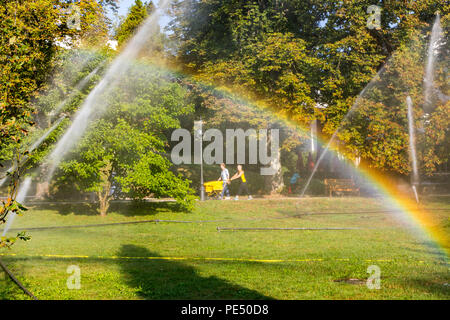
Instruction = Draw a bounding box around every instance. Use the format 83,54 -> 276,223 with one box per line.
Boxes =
0,197 -> 449,300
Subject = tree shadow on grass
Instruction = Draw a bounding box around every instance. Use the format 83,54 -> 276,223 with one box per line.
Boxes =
402,273 -> 450,299
117,244 -> 272,300
29,200 -> 182,217
404,241 -> 450,263
29,202 -> 98,216
109,201 -> 183,217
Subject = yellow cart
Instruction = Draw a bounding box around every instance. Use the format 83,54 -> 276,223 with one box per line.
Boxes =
203,180 -> 224,199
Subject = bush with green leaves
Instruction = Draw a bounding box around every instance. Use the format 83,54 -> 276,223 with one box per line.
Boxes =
55,65 -> 196,215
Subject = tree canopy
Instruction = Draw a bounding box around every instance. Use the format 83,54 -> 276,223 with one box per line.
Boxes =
168,0 -> 449,175
0,0 -> 110,152
54,64 -> 196,215
115,0 -> 155,46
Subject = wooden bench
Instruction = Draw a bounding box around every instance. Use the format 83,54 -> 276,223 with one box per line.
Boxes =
324,179 -> 360,197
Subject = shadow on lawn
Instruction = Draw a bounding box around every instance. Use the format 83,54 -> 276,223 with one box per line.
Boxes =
30,201 -> 182,217
117,244 -> 272,300
403,273 -> 450,298
405,243 -> 450,263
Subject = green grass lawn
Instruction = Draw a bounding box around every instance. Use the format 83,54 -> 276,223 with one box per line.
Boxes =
0,197 -> 449,300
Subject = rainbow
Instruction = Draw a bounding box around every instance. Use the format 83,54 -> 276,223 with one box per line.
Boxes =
47,48 -> 450,260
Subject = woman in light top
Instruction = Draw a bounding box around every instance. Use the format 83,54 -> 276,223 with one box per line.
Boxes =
230,165 -> 252,200
218,163 -> 231,200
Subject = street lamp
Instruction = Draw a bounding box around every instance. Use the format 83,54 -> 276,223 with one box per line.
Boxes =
194,120 -> 205,201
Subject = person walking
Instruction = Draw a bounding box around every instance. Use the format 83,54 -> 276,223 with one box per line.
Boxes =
289,172 -> 300,194
218,163 -> 231,200
230,165 -> 252,200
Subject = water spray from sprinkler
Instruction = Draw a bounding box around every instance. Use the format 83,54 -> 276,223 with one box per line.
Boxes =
406,96 -> 420,204
423,13 -> 443,113
49,62 -> 105,120
1,176 -> 32,236
45,0 -> 172,183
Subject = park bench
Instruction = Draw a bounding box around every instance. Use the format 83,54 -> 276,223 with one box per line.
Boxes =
324,179 -> 360,197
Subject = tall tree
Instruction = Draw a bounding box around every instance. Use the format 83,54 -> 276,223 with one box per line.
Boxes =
169,0 -> 449,177
0,0 -> 112,247
0,0 -> 110,151
115,0 -> 155,46
55,64 -> 196,215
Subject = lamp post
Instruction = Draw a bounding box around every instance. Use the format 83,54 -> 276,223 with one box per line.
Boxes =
194,120 -> 205,201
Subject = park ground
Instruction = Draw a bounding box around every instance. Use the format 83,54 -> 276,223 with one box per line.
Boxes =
0,196 -> 449,300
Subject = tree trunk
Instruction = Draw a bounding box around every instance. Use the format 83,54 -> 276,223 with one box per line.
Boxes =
35,181 -> 49,199
260,125 -> 285,195
263,129 -> 284,194
97,190 -> 110,217
97,161 -> 112,217
264,150 -> 284,194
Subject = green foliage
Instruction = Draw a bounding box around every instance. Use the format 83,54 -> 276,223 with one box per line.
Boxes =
0,231 -> 30,249
0,1 -> 110,151
0,0 -> 112,246
119,152 -> 196,211
338,28 -> 449,175
0,160 -> 31,249
299,178 -> 326,196
0,0 -> 59,150
115,0 -> 155,46
170,0 -> 449,175
55,65 -> 196,214
0,49 -> 108,185
0,199 -> 28,219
